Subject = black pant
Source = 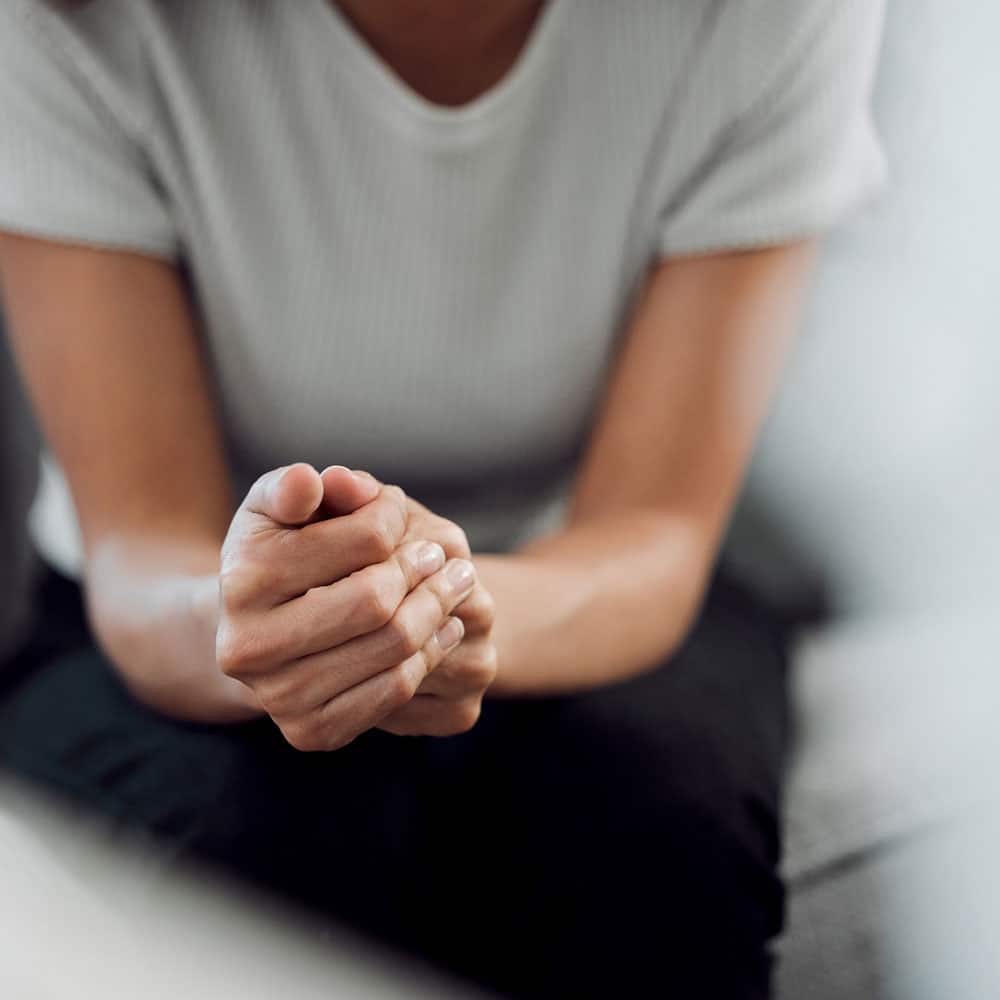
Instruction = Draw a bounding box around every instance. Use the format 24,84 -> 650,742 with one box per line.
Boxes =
0,569 -> 789,999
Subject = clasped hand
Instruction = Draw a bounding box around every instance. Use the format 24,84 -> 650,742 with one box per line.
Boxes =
217,464 -> 497,751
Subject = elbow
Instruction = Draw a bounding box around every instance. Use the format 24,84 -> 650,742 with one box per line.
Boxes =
638,524 -> 717,671
78,538 -> 176,712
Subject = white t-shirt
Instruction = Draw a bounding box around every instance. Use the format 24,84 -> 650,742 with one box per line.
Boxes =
0,0 -> 885,556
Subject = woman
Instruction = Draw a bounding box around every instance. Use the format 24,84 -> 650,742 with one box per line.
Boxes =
0,1 -> 885,995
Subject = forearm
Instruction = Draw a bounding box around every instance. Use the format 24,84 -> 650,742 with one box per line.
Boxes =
85,535 -> 262,724
81,500 -> 711,707
477,509 -> 715,697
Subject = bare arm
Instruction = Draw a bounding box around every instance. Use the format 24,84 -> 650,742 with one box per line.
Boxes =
0,235 -> 486,742
1,231 -> 815,722
478,243 -> 818,695
0,235 -> 255,719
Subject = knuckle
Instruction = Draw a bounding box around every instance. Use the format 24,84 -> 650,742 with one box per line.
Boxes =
387,664 -> 419,708
216,626 -> 253,677
392,547 -> 420,591
439,521 -> 470,559
384,612 -> 422,661
354,575 -> 398,630
448,647 -> 496,691
448,699 -> 482,734
255,675 -> 298,717
312,704 -> 359,752
325,731 -> 357,753
216,623 -> 278,677
215,643 -> 240,679
474,587 -> 497,626
271,528 -> 304,563
218,562 -> 264,612
365,514 -> 398,562
383,484 -> 408,510
468,645 -> 499,689
429,572 -> 460,618
457,587 -> 496,634
281,719 -> 326,753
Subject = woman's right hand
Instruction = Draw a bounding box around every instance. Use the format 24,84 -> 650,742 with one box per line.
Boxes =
216,463 -> 478,751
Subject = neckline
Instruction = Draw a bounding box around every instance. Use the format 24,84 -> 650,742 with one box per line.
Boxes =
308,0 -> 568,133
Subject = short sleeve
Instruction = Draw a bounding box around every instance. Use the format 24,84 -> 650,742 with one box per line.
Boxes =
0,3 -> 177,257
658,0 -> 888,257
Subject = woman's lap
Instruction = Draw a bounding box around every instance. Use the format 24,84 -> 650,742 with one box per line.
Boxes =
0,571 -> 788,998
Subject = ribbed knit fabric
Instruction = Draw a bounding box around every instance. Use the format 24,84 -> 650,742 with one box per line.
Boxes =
0,0 -> 885,556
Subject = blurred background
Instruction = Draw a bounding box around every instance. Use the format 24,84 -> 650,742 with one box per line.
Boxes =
2,0 -> 999,997
728,1 -> 1000,995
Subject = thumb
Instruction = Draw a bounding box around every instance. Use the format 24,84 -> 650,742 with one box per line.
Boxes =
244,463 -> 324,526
320,465 -> 381,516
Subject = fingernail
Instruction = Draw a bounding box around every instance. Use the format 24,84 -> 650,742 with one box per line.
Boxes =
416,541 -> 445,575
322,464 -> 359,482
445,559 -> 475,594
436,617 -> 465,652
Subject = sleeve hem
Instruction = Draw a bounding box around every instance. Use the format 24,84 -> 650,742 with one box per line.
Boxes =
658,162 -> 887,260
0,207 -> 178,260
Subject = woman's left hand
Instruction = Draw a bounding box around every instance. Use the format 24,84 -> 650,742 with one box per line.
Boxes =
328,475 -> 498,736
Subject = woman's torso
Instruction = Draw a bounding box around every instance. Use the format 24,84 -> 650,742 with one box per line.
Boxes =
8,0 -> 793,552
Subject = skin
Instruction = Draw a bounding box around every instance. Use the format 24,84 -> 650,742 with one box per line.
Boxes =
0,2 -> 820,748
333,0 -> 547,106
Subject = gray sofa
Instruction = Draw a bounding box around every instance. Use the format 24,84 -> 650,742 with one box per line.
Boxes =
730,2 -> 1000,993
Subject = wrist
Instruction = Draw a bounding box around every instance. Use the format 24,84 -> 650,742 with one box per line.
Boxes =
476,518 -> 710,697
135,571 -> 265,723
473,553 -> 588,697
89,544 -> 265,725
122,659 -> 264,724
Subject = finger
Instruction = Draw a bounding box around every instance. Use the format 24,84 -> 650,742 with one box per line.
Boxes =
283,623 -> 460,753
411,637 -> 497,698
241,464 -> 324,526
378,694 -> 483,738
222,485 -> 409,610
260,556 -> 473,692
262,613 -> 464,727
288,483 -> 408,585
399,500 -> 471,560
354,559 -> 476,666
449,583 -> 496,637
320,465 -> 380,516
312,619 -> 467,747
277,652 -> 424,752
220,539 -> 448,678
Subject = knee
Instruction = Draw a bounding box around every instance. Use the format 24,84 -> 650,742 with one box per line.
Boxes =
0,646 -> 281,861
488,688 -> 784,998
511,682 -> 786,941
544,681 -> 779,848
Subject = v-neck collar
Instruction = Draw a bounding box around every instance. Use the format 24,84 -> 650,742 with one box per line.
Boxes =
306,0 -> 569,140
